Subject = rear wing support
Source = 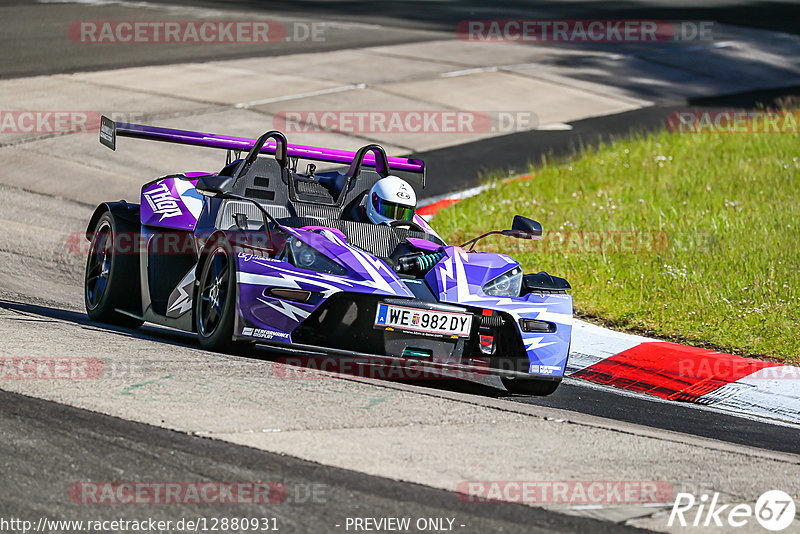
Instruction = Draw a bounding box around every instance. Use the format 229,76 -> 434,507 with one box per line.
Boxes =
99,116 -> 426,186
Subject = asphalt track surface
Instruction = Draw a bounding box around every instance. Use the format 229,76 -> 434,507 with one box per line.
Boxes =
1,388 -> 634,534
5,298 -> 800,456
3,0 -> 800,78
3,0 -> 800,531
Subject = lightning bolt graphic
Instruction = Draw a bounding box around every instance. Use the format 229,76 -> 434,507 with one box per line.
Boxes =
238,271 -> 343,298
167,269 -> 195,316
257,297 -> 311,322
439,257 -> 454,282
523,336 -> 557,351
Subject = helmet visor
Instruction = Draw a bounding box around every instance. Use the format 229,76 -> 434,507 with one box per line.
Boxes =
373,196 -> 415,221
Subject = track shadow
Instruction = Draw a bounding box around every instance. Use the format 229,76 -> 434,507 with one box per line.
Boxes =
0,298 -> 520,398
687,84 -> 800,108
0,299 -> 197,350
203,0 -> 800,36
4,298 -> 799,454
185,1 -> 800,106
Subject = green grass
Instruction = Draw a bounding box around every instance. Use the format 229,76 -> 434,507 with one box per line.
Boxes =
431,115 -> 800,362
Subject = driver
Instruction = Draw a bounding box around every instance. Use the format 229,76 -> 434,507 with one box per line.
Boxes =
366,176 -> 417,225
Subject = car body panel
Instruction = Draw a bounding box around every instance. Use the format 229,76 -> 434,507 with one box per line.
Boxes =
140,176 -> 203,231
425,246 -> 572,378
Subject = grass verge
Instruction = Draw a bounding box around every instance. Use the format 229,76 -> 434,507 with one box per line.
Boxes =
431,111 -> 800,362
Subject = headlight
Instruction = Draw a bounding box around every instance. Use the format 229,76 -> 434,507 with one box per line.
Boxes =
483,267 -> 523,297
288,238 -> 348,275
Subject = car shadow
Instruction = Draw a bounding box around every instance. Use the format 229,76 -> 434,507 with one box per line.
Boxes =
0,298 -> 519,399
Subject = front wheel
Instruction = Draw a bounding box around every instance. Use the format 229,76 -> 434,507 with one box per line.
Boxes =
501,377 -> 560,396
195,241 -> 241,352
492,350 -> 561,396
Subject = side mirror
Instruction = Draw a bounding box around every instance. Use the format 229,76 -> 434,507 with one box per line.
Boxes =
508,215 -> 543,239
195,175 -> 232,197
460,216 -> 544,250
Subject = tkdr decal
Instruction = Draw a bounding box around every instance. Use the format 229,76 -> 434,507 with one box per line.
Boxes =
144,183 -> 182,220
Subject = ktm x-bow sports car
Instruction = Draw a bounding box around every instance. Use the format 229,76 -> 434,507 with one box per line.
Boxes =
84,117 -> 572,395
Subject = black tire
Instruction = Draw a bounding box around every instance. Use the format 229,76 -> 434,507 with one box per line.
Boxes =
194,240 -> 242,352
492,349 -> 560,396
84,212 -> 143,328
501,377 -> 560,396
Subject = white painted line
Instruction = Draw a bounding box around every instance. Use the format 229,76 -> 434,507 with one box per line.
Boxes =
323,21 -> 384,31
418,184 -> 490,207
440,66 -> 500,78
36,0 -> 230,17
234,83 -> 367,108
537,122 -> 573,131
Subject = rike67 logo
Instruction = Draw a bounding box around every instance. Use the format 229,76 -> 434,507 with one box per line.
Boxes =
669,490 -> 795,531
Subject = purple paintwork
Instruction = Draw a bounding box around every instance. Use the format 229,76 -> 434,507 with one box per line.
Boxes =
424,246 -> 519,299
236,276 -> 321,340
406,237 -> 441,252
424,246 -> 572,377
140,176 -> 203,230
115,121 -> 425,175
282,227 -> 414,298
412,214 -> 441,238
234,231 -> 571,378
235,227 -> 415,340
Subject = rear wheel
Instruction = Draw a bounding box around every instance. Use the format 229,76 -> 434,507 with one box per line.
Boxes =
84,212 -> 143,328
195,241 -> 242,352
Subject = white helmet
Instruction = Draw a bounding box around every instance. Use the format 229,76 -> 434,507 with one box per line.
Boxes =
366,176 -> 416,225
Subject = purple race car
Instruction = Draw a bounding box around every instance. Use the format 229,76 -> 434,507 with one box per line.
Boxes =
84,117 -> 572,395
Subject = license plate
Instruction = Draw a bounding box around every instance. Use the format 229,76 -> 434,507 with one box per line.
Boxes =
374,303 -> 472,338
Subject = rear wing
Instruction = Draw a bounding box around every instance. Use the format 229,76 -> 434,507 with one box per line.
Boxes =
99,116 -> 425,186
